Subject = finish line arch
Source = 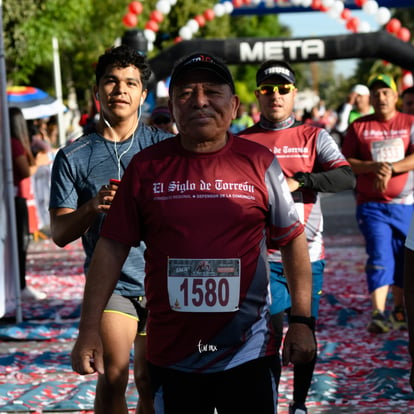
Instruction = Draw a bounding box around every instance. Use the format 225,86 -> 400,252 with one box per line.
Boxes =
148,30 -> 414,84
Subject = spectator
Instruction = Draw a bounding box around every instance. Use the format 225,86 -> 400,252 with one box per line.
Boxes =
249,102 -> 260,123
229,102 -> 254,133
70,52 -> 316,413
30,118 -> 55,233
342,74 -> 414,333
401,86 -> 414,115
148,105 -> 177,134
9,107 -> 47,300
336,84 -> 373,135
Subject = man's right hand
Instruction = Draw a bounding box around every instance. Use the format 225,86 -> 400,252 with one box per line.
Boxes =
71,330 -> 104,375
96,181 -> 119,213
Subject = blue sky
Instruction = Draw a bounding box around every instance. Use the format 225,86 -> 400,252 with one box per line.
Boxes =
278,10 -> 380,77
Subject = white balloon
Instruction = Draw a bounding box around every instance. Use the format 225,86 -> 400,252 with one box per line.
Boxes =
362,0 -> 378,15
358,21 -> 372,33
147,41 -> 154,52
156,0 -> 171,15
290,0 -> 303,5
376,7 -> 391,25
251,0 -> 261,5
144,29 -> 156,43
179,26 -> 193,40
403,72 -> 414,87
301,0 -> 312,8
187,19 -> 199,34
322,0 -> 334,8
331,0 -> 344,15
223,1 -> 234,14
213,3 -> 226,17
169,0 -> 177,5
327,9 -> 340,19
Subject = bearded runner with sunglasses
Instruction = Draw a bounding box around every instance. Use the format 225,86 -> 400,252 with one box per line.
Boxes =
239,60 -> 356,414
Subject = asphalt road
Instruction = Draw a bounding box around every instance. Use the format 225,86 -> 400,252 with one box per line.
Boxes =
320,190 -> 359,237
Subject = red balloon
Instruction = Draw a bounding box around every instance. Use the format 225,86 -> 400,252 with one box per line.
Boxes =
346,17 -> 359,32
341,8 -> 351,20
398,27 -> 411,42
203,9 -> 215,21
311,0 -> 321,10
233,0 -> 243,8
354,0 -> 367,6
174,36 -> 183,44
386,18 -> 401,34
194,15 -> 206,27
150,10 -> 164,23
243,0 -> 251,4
145,20 -> 159,32
122,12 -> 137,28
129,1 -> 143,15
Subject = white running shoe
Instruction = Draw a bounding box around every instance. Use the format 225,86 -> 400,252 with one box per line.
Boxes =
21,286 -> 47,300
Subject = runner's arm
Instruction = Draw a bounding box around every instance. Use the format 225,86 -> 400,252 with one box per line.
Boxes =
50,183 -> 116,247
280,231 -> 316,365
293,165 -> 355,193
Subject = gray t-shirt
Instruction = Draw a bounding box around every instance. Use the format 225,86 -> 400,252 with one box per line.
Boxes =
49,123 -> 172,296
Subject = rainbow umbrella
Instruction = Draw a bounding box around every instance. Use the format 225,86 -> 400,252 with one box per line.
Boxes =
7,86 -> 66,120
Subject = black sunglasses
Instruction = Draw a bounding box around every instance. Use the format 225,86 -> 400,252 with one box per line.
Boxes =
256,84 -> 295,96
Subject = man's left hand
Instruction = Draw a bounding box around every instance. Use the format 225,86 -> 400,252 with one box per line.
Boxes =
282,323 -> 316,366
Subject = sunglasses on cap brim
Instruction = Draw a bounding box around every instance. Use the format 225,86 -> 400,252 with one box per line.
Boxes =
256,84 -> 295,96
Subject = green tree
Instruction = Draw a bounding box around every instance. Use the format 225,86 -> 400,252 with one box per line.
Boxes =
2,1 -> 297,108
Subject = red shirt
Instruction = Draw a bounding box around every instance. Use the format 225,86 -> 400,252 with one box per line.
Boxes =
102,134 -> 303,372
342,111 -> 414,205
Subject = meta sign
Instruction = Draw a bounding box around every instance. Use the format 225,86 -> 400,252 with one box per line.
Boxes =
239,38 -> 325,62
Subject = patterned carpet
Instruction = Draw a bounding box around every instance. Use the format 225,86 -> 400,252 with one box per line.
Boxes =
0,235 -> 413,413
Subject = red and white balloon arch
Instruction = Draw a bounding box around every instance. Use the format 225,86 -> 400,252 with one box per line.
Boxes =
122,0 -> 411,51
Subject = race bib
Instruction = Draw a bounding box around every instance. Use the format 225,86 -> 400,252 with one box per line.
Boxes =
371,138 -> 405,163
167,258 -> 240,312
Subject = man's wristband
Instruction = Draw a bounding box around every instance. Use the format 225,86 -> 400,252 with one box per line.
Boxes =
289,315 -> 316,330
293,172 -> 309,188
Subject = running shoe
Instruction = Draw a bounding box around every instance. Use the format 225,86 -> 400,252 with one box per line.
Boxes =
390,306 -> 407,331
367,309 -> 389,333
289,401 -> 307,414
21,286 -> 47,301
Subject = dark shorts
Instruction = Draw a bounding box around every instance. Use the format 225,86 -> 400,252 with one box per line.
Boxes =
149,356 -> 278,414
104,293 -> 148,335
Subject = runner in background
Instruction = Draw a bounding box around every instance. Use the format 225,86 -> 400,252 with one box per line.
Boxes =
342,74 -> 414,334
239,60 -> 355,414
50,45 -> 172,414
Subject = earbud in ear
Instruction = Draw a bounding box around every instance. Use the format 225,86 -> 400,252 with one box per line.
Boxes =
140,97 -> 144,104
95,93 -> 99,99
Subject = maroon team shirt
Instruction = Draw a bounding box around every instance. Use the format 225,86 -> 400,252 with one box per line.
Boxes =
240,123 -> 349,262
102,134 -> 304,372
342,111 -> 414,205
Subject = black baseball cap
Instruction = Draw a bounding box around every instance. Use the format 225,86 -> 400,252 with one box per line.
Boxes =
256,60 -> 296,86
169,53 -> 235,95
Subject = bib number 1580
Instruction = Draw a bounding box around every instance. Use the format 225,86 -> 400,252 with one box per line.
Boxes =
169,276 -> 240,312
181,278 -> 229,307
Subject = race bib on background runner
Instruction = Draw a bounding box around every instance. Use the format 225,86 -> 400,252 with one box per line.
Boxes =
371,138 -> 405,163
